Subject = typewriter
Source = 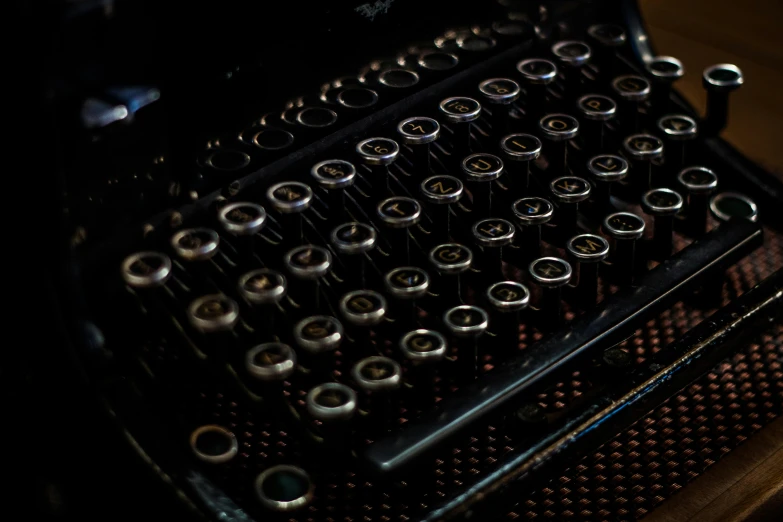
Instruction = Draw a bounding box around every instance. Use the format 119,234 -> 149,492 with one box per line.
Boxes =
27,0 -> 782,520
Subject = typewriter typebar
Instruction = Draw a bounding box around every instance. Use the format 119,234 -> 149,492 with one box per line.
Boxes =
52,1 -> 783,521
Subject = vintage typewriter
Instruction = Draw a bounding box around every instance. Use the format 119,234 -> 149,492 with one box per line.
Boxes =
29,0 -> 782,520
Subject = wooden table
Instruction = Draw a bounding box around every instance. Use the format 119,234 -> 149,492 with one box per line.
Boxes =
640,0 -> 783,175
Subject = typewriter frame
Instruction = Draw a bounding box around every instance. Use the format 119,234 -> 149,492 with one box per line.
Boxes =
44,1 -> 783,521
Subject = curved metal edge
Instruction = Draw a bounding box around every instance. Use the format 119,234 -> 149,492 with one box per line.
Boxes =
427,269 -> 783,521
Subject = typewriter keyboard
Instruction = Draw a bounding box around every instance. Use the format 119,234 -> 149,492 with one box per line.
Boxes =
70,5 -> 783,521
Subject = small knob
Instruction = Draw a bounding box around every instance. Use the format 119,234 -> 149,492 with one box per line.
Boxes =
702,64 -> 744,136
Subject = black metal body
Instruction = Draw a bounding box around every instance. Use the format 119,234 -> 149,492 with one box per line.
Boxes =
20,1 -> 783,521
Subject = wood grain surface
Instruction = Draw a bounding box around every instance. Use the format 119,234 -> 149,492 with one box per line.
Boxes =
640,0 -> 783,174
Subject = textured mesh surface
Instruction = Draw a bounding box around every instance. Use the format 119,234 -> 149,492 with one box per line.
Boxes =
168,231 -> 782,522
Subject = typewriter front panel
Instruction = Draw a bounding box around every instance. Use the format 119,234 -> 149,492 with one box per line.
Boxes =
47,1 -> 783,520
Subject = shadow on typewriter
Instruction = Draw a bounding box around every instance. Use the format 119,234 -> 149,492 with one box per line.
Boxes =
43,1 -> 783,521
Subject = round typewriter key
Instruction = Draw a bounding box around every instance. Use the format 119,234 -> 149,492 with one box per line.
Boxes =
517,58 -> 557,123
294,315 -> 343,355
420,174 -> 464,205
678,166 -> 719,236
612,75 -> 651,131
472,218 -> 515,278
500,133 -> 541,194
429,243 -> 473,275
331,222 -> 377,255
187,294 -> 239,333
384,267 -> 430,325
511,196 -> 554,261
461,153 -> 503,217
439,96 -> 482,153
577,94 -> 616,121
528,257 -> 572,331
642,188 -> 683,260
400,329 -> 447,363
549,176 -> 591,240
478,78 -> 520,133
658,114 -> 698,172
306,382 -> 357,421
552,40 -> 591,91
311,159 -> 356,190
648,56 -> 684,111
295,107 -> 338,129
356,137 -> 400,166
378,68 -> 420,89
612,75 -> 651,102
351,356 -> 401,431
577,94 -> 616,151
539,114 -> 579,175
249,128 -> 295,151
487,281 -> 530,311
377,196 -> 422,264
623,134 -> 664,194
121,251 -> 172,288
486,281 -> 529,348
444,305 -> 489,336
311,159 -> 356,222
429,243 -> 472,304
566,234 -> 609,307
702,63 -> 744,135
399,328 -> 446,405
587,24 -> 626,80
239,269 -> 287,337
473,218 -> 515,246
588,154 -> 629,214
397,116 -> 440,173
384,267 -> 429,299
340,289 -> 387,327
398,116 -> 441,145
339,289 -> 387,351
444,305 -> 489,382
239,269 -> 287,304
284,245 -> 332,280
331,222 -> 377,287
418,51 -> 459,71
172,228 -> 220,262
478,78 -> 521,105
351,356 -> 401,432
352,356 -> 401,392
491,19 -> 530,37
356,137 -> 400,195
420,175 -> 463,239
246,342 -> 297,382
199,147 -> 252,173
190,425 -> 238,464
517,58 -> 558,85
217,325 -> 267,382
603,212 -> 645,284
552,40 -> 592,67
587,23 -> 626,47
649,55 -> 685,81
218,202 -> 266,237
461,153 -> 504,180
255,465 -> 314,513
285,245 -> 332,312
710,192 -> 758,223
456,33 -> 496,52
267,181 -> 314,214
336,87 -> 379,110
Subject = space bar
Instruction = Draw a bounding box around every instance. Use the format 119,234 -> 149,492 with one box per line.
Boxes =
363,219 -> 763,475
